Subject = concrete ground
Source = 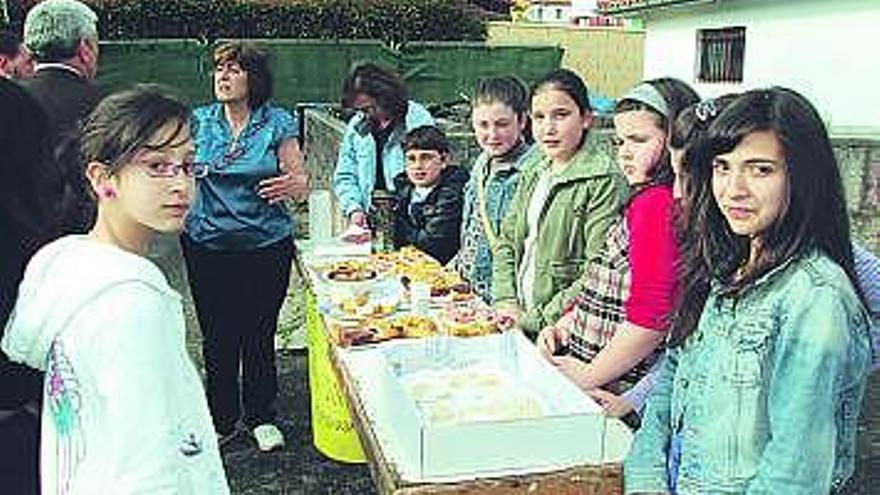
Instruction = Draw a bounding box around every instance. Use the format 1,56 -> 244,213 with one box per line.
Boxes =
151,236 -> 375,494
219,350 -> 376,495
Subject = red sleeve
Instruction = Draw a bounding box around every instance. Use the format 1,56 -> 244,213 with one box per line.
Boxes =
624,186 -> 680,331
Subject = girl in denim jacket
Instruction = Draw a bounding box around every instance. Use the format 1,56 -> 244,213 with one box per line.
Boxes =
624,88 -> 872,495
450,76 -> 532,302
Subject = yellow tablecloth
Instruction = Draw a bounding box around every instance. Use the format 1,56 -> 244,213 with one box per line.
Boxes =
306,289 -> 366,462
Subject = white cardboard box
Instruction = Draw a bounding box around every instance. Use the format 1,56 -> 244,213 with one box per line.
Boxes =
341,332 -> 632,482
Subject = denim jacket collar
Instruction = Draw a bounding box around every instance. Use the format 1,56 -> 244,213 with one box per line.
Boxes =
709,251 -> 804,299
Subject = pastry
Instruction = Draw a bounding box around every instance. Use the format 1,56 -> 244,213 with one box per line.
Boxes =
443,303 -> 498,337
325,259 -> 378,282
400,314 -> 438,338
338,291 -> 369,315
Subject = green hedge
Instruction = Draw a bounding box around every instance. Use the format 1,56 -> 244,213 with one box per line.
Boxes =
3,0 -> 27,30
96,39 -> 563,109
93,0 -> 486,44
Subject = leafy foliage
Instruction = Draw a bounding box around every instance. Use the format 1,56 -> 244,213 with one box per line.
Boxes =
466,0 -> 511,15
91,0 -> 486,44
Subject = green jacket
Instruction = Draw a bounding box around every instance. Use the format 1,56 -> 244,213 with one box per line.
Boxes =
492,131 -> 628,334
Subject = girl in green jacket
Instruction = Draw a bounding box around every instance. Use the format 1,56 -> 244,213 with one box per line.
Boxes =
492,69 -> 628,335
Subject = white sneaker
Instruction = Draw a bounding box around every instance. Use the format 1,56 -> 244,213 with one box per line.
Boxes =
252,423 -> 285,452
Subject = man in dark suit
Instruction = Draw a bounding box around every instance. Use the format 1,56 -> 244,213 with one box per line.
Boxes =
0,77 -> 58,495
22,0 -> 103,233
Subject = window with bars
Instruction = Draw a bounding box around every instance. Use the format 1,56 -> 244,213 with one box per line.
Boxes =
697,27 -> 746,83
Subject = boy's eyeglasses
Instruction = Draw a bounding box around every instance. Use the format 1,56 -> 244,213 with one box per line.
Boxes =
139,160 -> 209,179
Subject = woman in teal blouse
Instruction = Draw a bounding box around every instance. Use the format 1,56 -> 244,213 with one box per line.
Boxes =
183,42 -> 308,452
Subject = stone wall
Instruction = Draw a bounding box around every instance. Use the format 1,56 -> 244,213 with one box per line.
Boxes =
834,138 -> 880,254
302,108 -> 346,191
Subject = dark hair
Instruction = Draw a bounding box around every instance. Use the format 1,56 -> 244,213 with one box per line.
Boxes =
473,75 -> 529,117
530,68 -> 592,115
614,78 -> 700,187
213,41 -> 273,109
0,29 -> 22,58
670,87 -> 861,345
670,94 -> 739,151
669,103 -> 701,152
671,94 -> 739,206
341,62 -> 408,123
403,125 -> 450,155
80,84 -> 190,175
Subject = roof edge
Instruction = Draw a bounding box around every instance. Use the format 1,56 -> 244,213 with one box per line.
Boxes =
597,0 -> 720,16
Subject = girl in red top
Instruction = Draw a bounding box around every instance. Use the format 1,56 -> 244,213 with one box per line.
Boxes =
537,78 -> 698,421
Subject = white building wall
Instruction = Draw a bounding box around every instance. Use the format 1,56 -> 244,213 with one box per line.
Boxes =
525,1 -> 598,23
572,0 -> 599,17
642,0 -> 880,135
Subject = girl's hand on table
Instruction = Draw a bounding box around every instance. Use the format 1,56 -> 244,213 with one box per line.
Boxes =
551,355 -> 595,392
586,388 -> 635,418
536,324 -> 570,361
494,303 -> 521,331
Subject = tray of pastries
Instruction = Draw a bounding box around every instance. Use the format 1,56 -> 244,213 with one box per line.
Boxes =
372,246 -> 443,281
398,273 -> 471,304
331,314 -> 439,347
429,281 -> 474,304
403,366 -> 546,425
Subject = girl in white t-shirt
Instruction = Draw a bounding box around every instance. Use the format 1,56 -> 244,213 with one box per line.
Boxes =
2,85 -> 229,494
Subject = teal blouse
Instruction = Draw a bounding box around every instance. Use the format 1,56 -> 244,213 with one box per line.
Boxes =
186,103 -> 298,250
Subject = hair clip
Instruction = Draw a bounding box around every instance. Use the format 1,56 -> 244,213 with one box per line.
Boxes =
695,99 -> 718,122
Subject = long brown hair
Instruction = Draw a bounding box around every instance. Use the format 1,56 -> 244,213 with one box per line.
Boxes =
670,87 -> 862,345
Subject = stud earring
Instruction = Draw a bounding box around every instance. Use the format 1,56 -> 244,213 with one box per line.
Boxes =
101,185 -> 117,199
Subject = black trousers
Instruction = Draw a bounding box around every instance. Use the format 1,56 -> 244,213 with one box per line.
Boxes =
0,409 -> 39,495
182,235 -> 294,433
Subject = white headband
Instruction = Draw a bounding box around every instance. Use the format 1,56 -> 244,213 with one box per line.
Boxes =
619,83 -> 670,119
